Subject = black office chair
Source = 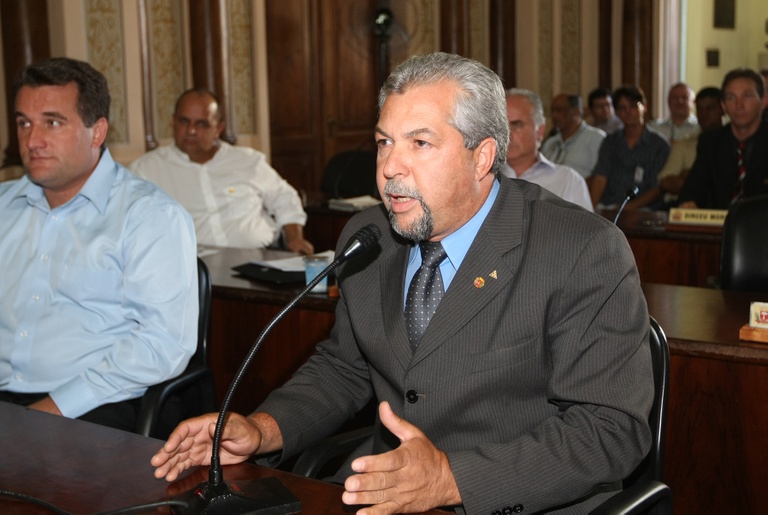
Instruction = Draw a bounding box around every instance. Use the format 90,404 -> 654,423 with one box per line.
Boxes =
719,195 -> 768,293
320,150 -> 379,199
590,316 -> 672,514
292,317 -> 672,515
134,258 -> 217,439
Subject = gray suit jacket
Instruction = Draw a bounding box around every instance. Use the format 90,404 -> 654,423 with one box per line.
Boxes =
260,177 -> 653,514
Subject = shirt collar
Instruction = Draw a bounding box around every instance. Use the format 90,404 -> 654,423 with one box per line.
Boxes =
17,149 -> 117,214
435,178 -> 500,272
503,153 -> 555,179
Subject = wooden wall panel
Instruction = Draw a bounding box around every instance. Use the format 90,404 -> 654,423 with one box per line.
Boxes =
265,0 -> 323,192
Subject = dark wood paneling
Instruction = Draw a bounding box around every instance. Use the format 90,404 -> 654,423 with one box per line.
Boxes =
621,0 -> 655,113
188,0 -> 237,144
489,0 -> 516,88
597,0 -> 612,89
1,0 -> 50,167
439,0 -> 470,56
319,0 -> 379,159
266,0 -> 323,192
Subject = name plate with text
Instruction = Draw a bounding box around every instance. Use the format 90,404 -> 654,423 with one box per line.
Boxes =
668,208 -> 727,226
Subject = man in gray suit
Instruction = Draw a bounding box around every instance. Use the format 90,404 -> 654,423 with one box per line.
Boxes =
152,53 -> 653,514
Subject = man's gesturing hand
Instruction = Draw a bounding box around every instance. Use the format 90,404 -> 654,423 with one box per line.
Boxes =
342,402 -> 461,514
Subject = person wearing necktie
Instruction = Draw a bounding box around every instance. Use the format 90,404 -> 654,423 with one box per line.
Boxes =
153,52 -> 653,515
678,68 -> 768,209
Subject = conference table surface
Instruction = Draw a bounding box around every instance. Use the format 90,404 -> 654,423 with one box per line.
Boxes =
0,401 -> 446,514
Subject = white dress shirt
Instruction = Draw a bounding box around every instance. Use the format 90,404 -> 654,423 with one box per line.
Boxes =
540,122 -> 606,179
131,143 -> 307,248
502,154 -> 593,211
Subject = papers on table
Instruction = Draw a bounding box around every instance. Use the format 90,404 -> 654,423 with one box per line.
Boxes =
251,249 -> 335,272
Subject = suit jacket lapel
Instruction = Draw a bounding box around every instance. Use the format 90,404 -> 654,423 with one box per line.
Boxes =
411,178 -> 525,365
380,241 -> 414,370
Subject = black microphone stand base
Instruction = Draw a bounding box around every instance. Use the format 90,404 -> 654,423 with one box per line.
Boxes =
172,477 -> 301,514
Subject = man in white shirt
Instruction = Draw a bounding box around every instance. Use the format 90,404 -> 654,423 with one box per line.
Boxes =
131,89 -> 313,253
503,89 -> 592,211
649,82 -> 700,144
541,93 -> 606,181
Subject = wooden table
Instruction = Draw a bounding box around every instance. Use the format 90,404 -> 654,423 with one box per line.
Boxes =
643,282 -> 768,514
0,401 -> 444,514
605,209 -> 722,287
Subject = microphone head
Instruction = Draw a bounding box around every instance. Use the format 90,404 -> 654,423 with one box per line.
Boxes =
340,223 -> 382,261
626,186 -> 640,200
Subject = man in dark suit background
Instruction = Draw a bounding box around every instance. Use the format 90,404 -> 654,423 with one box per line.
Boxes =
152,52 -> 653,514
678,68 -> 768,208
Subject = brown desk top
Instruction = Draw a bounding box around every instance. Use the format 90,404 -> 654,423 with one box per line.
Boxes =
0,401 -> 444,514
643,282 -> 768,365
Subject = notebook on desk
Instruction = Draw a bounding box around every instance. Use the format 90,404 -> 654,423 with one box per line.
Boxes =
232,263 -> 305,284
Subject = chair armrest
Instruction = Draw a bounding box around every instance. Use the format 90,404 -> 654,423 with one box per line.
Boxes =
589,479 -> 672,515
135,366 -> 213,437
291,426 -> 374,478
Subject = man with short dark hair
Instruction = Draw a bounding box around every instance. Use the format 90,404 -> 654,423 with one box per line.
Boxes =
589,85 -> 670,210
678,68 -> 768,208
131,88 -> 313,253
0,58 -> 198,430
587,87 -> 623,134
541,92 -> 606,180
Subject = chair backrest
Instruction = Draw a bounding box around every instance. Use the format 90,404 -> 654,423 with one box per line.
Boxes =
720,195 -> 768,293
134,257 -> 216,438
193,257 -> 212,366
624,316 -> 670,487
320,150 -> 379,199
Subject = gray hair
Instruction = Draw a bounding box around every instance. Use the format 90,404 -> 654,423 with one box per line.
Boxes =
505,88 -> 545,129
378,52 -> 509,175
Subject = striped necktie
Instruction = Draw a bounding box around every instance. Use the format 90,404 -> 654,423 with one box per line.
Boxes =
731,140 -> 746,205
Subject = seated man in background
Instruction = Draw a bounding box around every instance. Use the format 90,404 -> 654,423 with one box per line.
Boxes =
657,87 -> 723,207
541,92 -> 606,183
504,89 -> 593,211
589,85 -> 670,210
153,52 -> 652,515
131,89 -> 313,254
587,87 -> 623,135
678,68 -> 768,209
0,58 -> 198,431
649,82 -> 700,144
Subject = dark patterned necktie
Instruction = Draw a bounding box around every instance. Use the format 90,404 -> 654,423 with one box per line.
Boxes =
731,140 -> 746,205
404,241 -> 447,351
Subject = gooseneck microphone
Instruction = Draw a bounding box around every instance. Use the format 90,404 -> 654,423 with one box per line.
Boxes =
613,185 -> 640,225
176,223 -> 382,514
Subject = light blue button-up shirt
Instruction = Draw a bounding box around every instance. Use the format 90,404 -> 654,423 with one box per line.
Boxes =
405,178 -> 500,300
0,150 -> 198,418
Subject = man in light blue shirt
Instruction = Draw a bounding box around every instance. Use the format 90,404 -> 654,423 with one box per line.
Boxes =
0,58 -> 198,431
541,93 -> 606,181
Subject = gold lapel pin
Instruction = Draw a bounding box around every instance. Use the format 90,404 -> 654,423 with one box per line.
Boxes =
474,277 -> 485,288
489,270 -> 498,279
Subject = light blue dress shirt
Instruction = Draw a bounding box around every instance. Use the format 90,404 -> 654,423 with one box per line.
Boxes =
0,150 -> 198,418
405,178 -> 500,301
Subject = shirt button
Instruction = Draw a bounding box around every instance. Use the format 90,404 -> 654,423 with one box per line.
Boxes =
33,294 -> 40,301
406,390 -> 419,404
19,330 -> 28,338
15,373 -> 23,381
41,254 -> 49,261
